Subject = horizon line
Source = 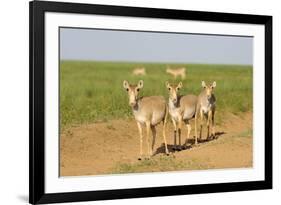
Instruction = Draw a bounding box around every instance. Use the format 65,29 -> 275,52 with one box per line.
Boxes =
60,59 -> 253,67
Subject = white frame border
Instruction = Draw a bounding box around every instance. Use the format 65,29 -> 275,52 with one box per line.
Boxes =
45,12 -> 265,193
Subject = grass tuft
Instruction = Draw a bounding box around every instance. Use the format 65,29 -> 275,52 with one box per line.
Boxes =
112,155 -> 208,174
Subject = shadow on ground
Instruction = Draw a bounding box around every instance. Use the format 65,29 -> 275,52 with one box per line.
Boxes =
154,131 -> 226,156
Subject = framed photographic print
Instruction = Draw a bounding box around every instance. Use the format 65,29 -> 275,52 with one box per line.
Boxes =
29,0 -> 272,204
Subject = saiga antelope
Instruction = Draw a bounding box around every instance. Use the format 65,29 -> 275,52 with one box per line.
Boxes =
166,82 -> 197,150
132,67 -> 146,76
123,80 -> 169,160
194,81 -> 216,144
166,66 -> 186,79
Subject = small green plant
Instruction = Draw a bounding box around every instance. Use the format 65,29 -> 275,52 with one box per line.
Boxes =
106,124 -> 115,130
236,129 -> 252,138
112,155 -> 210,174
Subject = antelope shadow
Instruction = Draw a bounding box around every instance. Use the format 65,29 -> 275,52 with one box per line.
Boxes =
153,131 -> 226,156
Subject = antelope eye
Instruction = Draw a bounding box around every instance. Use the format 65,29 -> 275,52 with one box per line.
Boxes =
136,88 -> 140,92
168,87 -> 171,91
126,88 -> 129,92
176,87 -> 179,91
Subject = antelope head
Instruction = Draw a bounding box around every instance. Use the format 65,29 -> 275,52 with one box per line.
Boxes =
201,81 -> 216,100
166,81 -> 183,104
123,80 -> 144,107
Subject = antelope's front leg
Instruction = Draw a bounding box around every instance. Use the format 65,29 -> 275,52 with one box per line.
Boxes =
145,121 -> 152,158
136,122 -> 143,160
172,118 -> 177,150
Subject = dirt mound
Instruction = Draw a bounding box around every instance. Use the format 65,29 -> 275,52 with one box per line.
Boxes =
60,112 -> 252,176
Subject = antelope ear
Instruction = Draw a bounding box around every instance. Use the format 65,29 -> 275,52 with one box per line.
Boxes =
212,81 -> 216,88
123,80 -> 129,89
165,81 -> 170,88
177,82 -> 183,89
201,81 -> 206,88
137,80 -> 144,88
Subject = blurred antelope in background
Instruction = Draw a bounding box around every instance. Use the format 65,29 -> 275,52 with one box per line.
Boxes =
166,66 -> 186,79
132,67 -> 146,76
195,81 -> 217,144
166,82 -> 197,150
123,80 -> 169,160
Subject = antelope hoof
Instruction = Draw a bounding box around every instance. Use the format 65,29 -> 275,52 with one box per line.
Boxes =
208,134 -> 214,140
182,144 -> 188,150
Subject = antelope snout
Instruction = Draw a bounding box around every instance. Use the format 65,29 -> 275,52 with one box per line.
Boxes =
129,102 -> 136,107
129,99 -> 137,107
172,98 -> 177,104
129,95 -> 137,107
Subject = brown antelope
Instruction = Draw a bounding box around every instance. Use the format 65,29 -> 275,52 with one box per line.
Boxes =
166,82 -> 197,150
132,67 -> 146,76
123,80 -> 169,160
194,81 -> 216,144
166,66 -> 186,79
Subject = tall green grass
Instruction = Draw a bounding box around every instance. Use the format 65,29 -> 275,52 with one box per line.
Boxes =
60,61 -> 252,128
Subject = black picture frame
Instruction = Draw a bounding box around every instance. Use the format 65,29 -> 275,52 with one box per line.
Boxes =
29,0 -> 272,204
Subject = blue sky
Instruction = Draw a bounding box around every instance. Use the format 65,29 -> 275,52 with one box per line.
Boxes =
60,27 -> 253,65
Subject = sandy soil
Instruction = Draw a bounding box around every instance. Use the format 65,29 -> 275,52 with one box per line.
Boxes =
60,112 -> 252,176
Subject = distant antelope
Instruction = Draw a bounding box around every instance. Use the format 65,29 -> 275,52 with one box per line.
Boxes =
132,67 -> 146,76
123,80 -> 169,160
166,66 -> 186,79
166,82 -> 197,150
194,81 -> 216,144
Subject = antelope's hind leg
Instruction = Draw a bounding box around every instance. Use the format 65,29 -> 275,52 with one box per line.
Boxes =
172,118 -> 177,150
162,120 -> 169,155
207,110 -> 212,140
145,121 -> 152,159
177,118 -> 183,151
194,112 -> 198,145
211,109 -> 216,139
199,109 -> 204,142
183,120 -> 191,149
151,125 -> 156,156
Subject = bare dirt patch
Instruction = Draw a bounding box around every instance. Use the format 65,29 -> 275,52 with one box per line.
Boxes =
60,112 -> 252,176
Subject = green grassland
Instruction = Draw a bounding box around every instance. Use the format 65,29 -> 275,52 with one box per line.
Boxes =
60,61 -> 253,129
